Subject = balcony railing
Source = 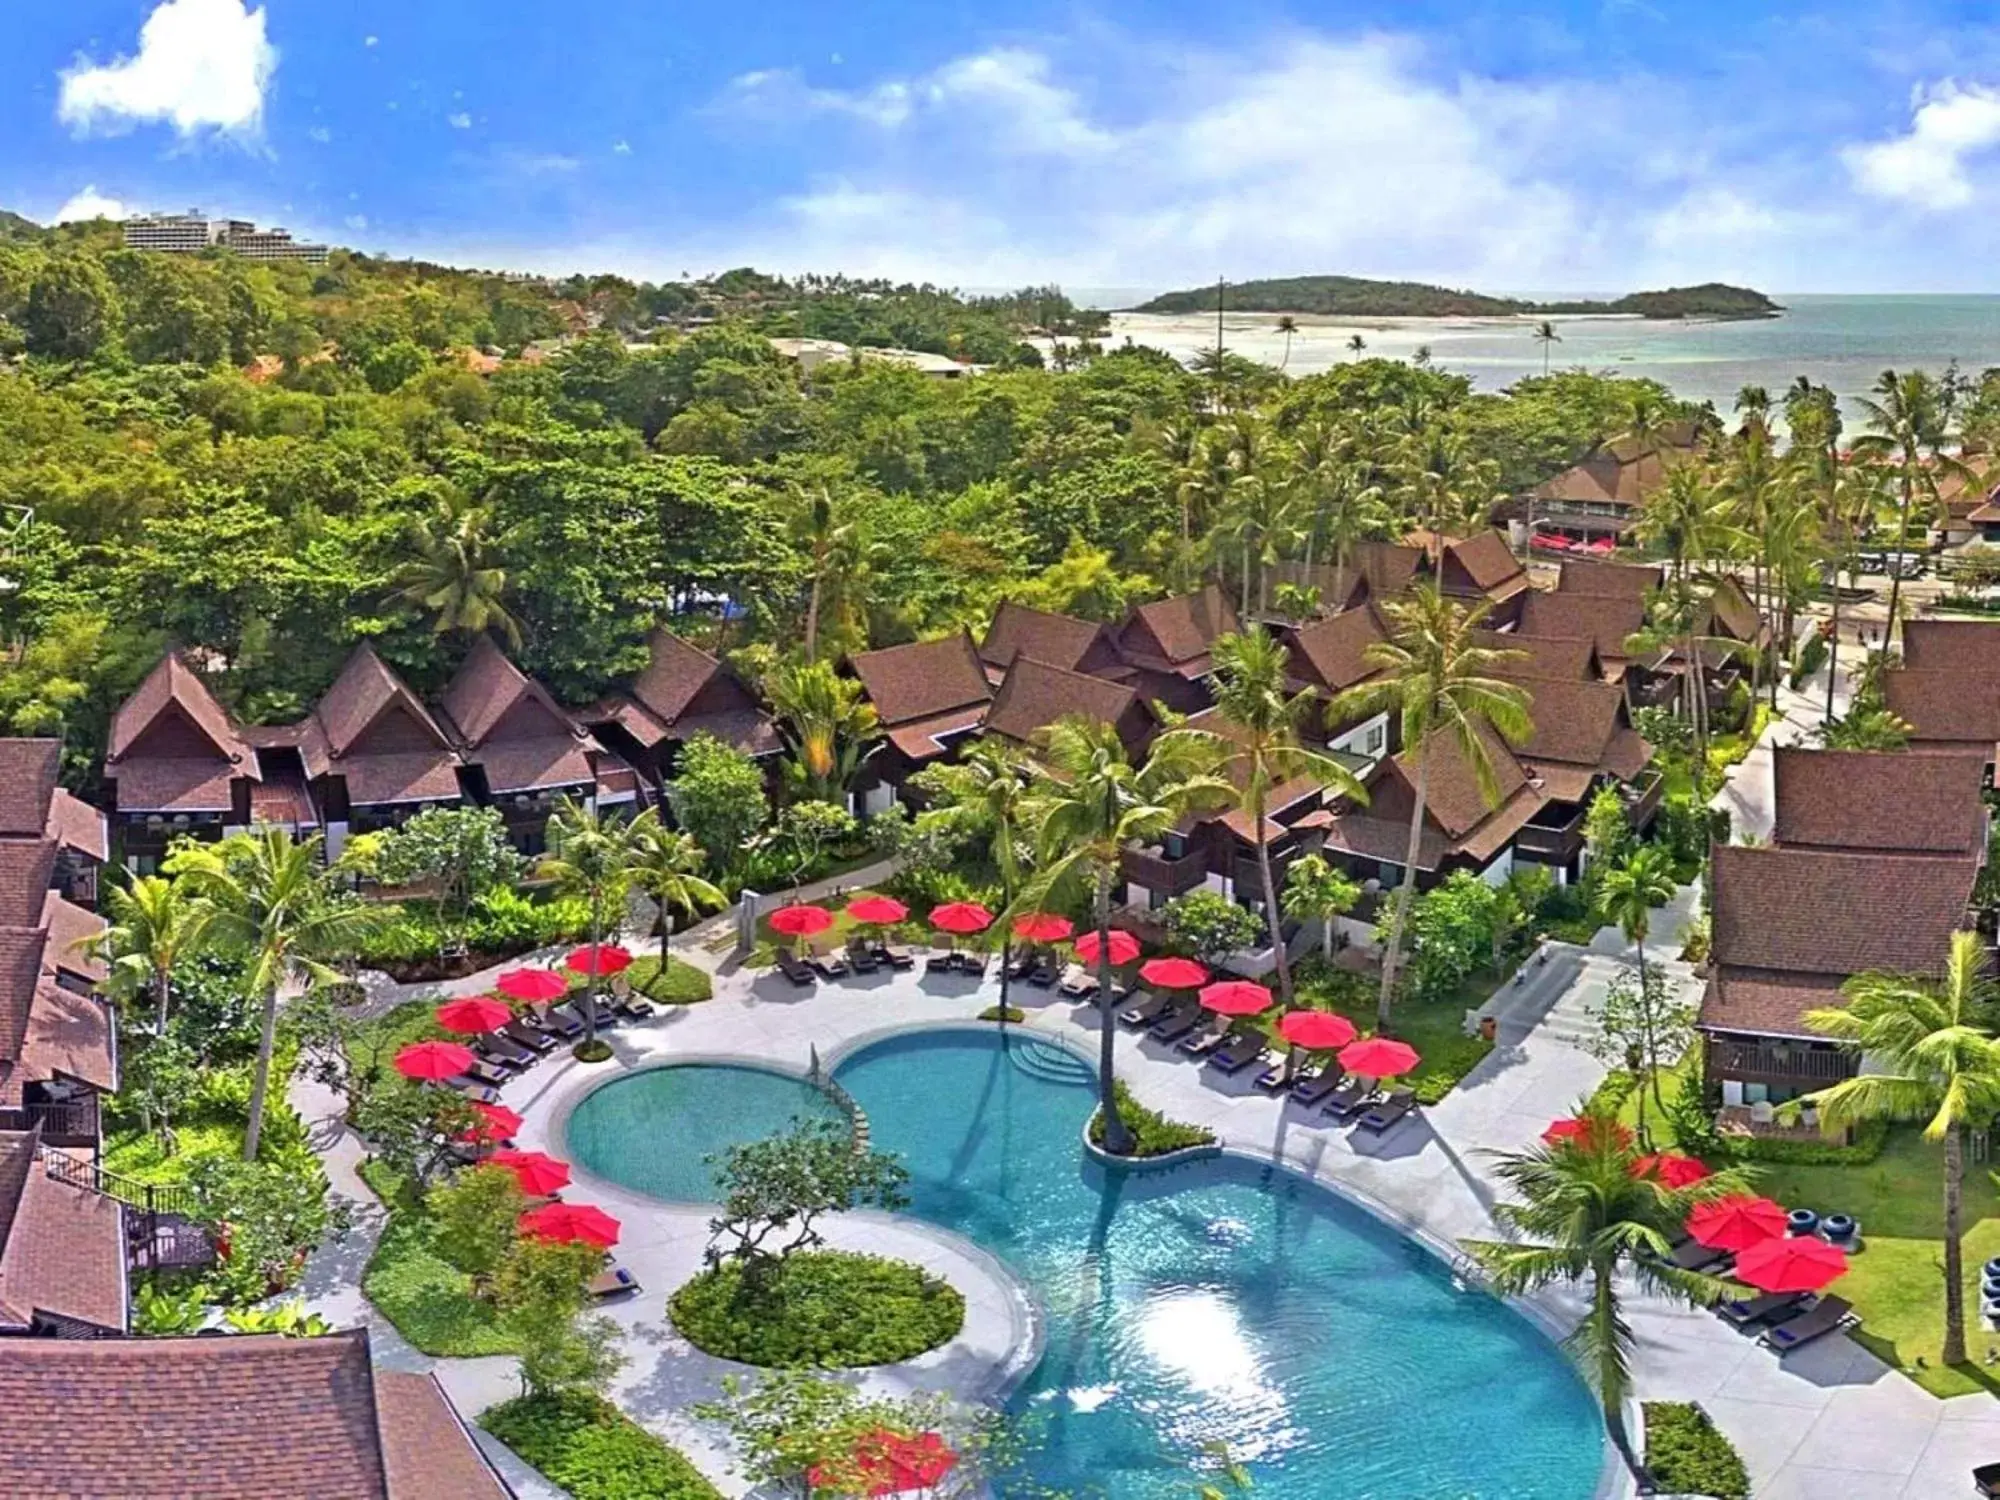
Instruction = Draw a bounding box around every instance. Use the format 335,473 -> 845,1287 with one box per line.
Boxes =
1121,843 -> 1207,897
0,1095 -> 101,1146
1623,770 -> 1665,830
42,1150 -> 215,1272
1705,1038 -> 1856,1086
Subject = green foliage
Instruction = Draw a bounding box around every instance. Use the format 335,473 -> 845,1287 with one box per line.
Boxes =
134,1279 -> 209,1334
1730,1117 -> 1889,1165
366,804 -> 524,915
188,1150 -> 344,1304
625,955 -> 714,1003
357,1158 -> 520,1356
1642,1403 -> 1750,1500
1088,1080 -> 1217,1157
223,1300 -> 335,1338
1161,890 -> 1264,962
706,1119 -> 910,1268
666,733 -> 770,876
1583,786 -> 1631,869
483,1392 -> 724,1500
349,1077 -> 478,1184
495,1237 -> 626,1397
670,1249 -> 964,1368
427,1163 -> 528,1285
1399,871 -> 1500,1004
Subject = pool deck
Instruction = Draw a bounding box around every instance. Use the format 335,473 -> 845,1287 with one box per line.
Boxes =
296,912 -> 2000,1499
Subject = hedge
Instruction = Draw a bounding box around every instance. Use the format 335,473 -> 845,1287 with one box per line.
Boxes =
482,1392 -> 723,1500
1089,1079 -> 1216,1157
669,1249 -> 963,1368
1642,1401 -> 1749,1500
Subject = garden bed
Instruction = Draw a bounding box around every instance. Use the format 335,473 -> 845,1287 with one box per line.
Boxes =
356,1158 -> 520,1357
668,1249 -> 963,1368
1282,963 -> 1496,1104
482,1392 -> 722,1500
1642,1402 -> 1748,1500
1088,1079 -> 1217,1158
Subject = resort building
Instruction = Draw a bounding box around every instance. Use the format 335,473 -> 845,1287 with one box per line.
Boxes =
1488,671 -> 1660,880
0,1329 -> 509,1495
1515,589 -> 1654,689
975,601 -> 1129,688
585,627 -> 780,792
1880,619 -> 2000,767
848,632 -> 994,813
0,1127 -> 129,1337
1274,604 -> 1394,762
297,646 -> 465,859
1,739 -> 107,913
1108,586 -> 1239,713
122,211 -> 331,263
1554,556 -> 1664,601
984,656 -> 1157,761
101,652 -> 263,871
1526,425 -> 1703,552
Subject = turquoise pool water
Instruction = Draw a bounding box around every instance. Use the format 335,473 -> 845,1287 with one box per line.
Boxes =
565,1063 -> 840,1202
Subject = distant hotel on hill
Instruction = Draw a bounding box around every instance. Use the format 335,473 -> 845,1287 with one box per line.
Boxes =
122,211 -> 329,264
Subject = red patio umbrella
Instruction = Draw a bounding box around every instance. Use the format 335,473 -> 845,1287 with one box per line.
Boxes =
1686,1194 -> 1788,1253
1199,979 -> 1273,1017
518,1202 -> 621,1247
767,904 -> 834,939
1073,929 -> 1140,967
459,1102 -> 524,1144
929,902 -> 994,935
1012,912 -> 1074,944
1139,956 -> 1209,991
496,967 -> 569,1003
565,943 -> 632,977
1278,1010 -> 1358,1050
846,895 -> 909,926
1542,1116 -> 1634,1149
1733,1234 -> 1849,1294
435,996 -> 514,1035
1338,1036 -> 1421,1080
488,1148 -> 572,1196
808,1428 -> 960,1498
1631,1152 -> 1711,1188
394,1040 -> 475,1082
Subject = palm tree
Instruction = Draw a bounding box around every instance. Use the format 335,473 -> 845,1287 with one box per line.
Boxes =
625,808 -> 724,982
1532,319 -> 1561,376
536,798 -> 638,1057
1346,333 -> 1367,358
391,495 -> 522,649
1275,315 -> 1298,370
1734,384 -> 1772,429
1284,852 -> 1362,962
1463,1113 -> 1743,1482
1412,344 -> 1434,369
1853,369 -> 1967,643
1713,419 -> 1783,702
91,873 -> 211,1036
1020,719 -> 1231,1154
1328,586 -> 1531,1029
1816,705 -> 1912,750
787,483 -> 856,660
1802,930 -> 2000,1369
1596,845 -> 1679,1138
168,828 -> 380,1160
929,741 -> 1038,1025
766,658 -> 880,803
1195,631 -> 1368,1010
1636,462 -> 1735,586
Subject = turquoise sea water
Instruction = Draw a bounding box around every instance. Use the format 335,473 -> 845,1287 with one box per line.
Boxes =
565,1062 -> 838,1202
568,1031 -> 1606,1499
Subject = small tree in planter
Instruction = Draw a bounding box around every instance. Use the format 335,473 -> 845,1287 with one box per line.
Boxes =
1162,890 -> 1263,968
429,1163 -> 529,1292
189,1153 -> 348,1304
704,1119 -> 910,1285
493,1237 -> 625,1398
535,798 -> 638,1060
1585,963 -> 1696,1150
625,809 -> 724,968
1284,854 -> 1362,961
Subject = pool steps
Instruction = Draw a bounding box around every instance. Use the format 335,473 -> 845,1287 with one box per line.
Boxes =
1008,1037 -> 1097,1087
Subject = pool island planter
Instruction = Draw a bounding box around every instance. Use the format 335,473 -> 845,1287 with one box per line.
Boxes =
1078,1114 -> 1222,1172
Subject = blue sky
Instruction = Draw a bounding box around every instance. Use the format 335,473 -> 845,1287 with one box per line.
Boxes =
14,0 -> 2000,293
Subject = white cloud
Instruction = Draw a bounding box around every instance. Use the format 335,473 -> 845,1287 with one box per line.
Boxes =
1843,81 -> 2000,209
612,139 -> 632,155
54,186 -> 128,223
495,149 -> 581,176
346,214 -> 368,230
58,0 -> 276,138
448,111 -> 472,129
307,125 -> 331,143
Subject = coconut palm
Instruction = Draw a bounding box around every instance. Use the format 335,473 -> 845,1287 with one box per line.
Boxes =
767,658 -> 880,802
1275,315 -> 1299,370
1194,631 -> 1368,1010
1284,852 -> 1362,962
1596,845 -> 1679,1135
1394,428 -> 1503,541
1814,458 -> 1891,725
1346,334 -> 1367,358
1019,718 -> 1231,1154
1532,319 -> 1561,376
787,483 -> 857,660
1713,418 -> 1784,701
536,798 -> 639,1056
1636,462 -> 1736,585
1802,929 -> 2000,1368
625,808 -> 725,977
1462,1111 -> 1744,1483
167,828 -> 381,1160
1815,705 -> 1913,750
927,740 -> 1039,1025
1328,585 -> 1531,1029
391,494 -> 522,649
1853,369 -> 1969,643
91,873 -> 211,1036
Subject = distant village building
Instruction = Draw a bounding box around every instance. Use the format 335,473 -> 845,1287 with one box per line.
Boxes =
767,337 -> 979,378
122,211 -> 330,264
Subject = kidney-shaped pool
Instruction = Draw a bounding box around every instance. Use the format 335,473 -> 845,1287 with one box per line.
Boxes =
566,1027 -> 1609,1499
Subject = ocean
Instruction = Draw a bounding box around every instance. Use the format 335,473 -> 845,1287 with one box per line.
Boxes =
1089,296 -> 2000,419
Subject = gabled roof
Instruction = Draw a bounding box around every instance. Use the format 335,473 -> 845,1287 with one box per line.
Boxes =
310,645 -> 455,761
40,891 -> 106,986
1439,531 -> 1528,602
0,741 -> 59,838
986,657 -> 1147,746
1772,748 -> 1988,855
104,654 -> 257,812
1341,542 -> 1426,607
605,628 -> 780,758
628,628 -> 729,727
0,841 -> 56,929
1478,630 -> 1600,681
1282,606 -> 1388,693
1320,724 -> 1544,872
1882,669 -> 2000,751
1555,558 -> 1663,599
1515,591 -> 1648,667
0,1329 -> 509,1499
0,1131 -> 126,1333
851,632 -> 992,729
1901,618 -> 2000,676
437,639 -> 597,794
1710,843 -> 1977,979
1701,575 -> 1766,645
978,602 -> 1118,678
1531,432 -> 1698,508
1505,676 -> 1652,778
1398,721 -> 1532,840
1116,585 -> 1239,675
46,788 -> 107,863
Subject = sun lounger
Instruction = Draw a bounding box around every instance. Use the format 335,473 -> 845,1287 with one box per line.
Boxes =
559,997 -> 615,1030
1180,1019 -> 1233,1057
775,949 -> 817,987
1059,965 -> 1097,998
529,1003 -> 584,1040
1292,1067 -> 1350,1108
1666,1237 -> 1729,1273
925,948 -> 958,975
1719,1290 -> 1808,1327
1257,1054 -> 1318,1093
611,993 -> 655,1022
1355,1090 -> 1417,1133
1150,1000 -> 1204,1043
501,1022 -> 557,1054
1974,1460 -> 2000,1498
1007,951 -> 1038,981
1208,1030 -> 1268,1074
1027,957 -> 1060,988
879,943 -> 916,970
1321,1080 -> 1376,1119
1117,990 -> 1169,1027
473,1035 -> 534,1070
586,1263 -> 642,1300
1761,1295 -> 1857,1353
959,953 -> 989,979
458,1059 -> 512,1089
806,941 -> 849,979
845,939 -> 881,974
449,1080 -> 505,1106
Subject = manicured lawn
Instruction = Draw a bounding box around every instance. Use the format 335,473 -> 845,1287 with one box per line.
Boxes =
482,1392 -> 722,1500
625,955 -> 712,1003
669,1249 -> 965,1368
357,1158 -> 520,1357
1282,963 -> 1498,1104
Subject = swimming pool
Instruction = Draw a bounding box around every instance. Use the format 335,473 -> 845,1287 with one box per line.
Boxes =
564,1062 -> 841,1203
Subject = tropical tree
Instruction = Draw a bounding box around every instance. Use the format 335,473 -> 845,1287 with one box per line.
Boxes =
1816,705 -> 1912,750
1194,631 -> 1367,1009
1636,463 -> 1735,585
1285,852 -> 1363,961
922,740 -> 1038,1024
1346,334 -> 1367,358
767,658 -> 880,803
1275,314 -> 1298,370
1853,369 -> 1967,642
167,828 -> 381,1160
535,798 -> 638,1056
1329,585 -> 1531,1029
1596,845 -> 1679,1128
1463,1112 -> 1744,1483
626,807 -> 725,963
787,483 -> 857,660
1802,929 -> 2000,1368
1019,718 -> 1231,1154
390,494 -> 522,648
91,873 -> 211,1036
1532,319 -> 1561,376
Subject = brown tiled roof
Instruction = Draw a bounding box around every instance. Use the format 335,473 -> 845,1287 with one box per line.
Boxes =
106,652 -> 249,769
1342,543 -> 1425,606
851,632 -> 992,728
1531,435 -> 1696,508
310,645 -> 456,762
0,1328 -> 505,1498
336,752 -> 465,808
46,789 -> 107,863
374,1370 -> 515,1499
1702,576 -> 1765,644
0,840 -> 56,928
1882,669 -> 2000,750
40,892 -> 106,985
111,758 -> 243,815
1504,675 -> 1651,773
978,602 -> 1110,675
1556,558 -> 1663,599
1117,586 -> 1239,674
1443,531 -> 1528,599
1397,722 -> 1532,839
0,1133 -> 126,1332
1699,969 -> 1851,1042
1516,591 -> 1648,666
1283,606 -> 1388,692
1901,618 -> 2000,675
0,926 -> 48,1064
627,627 -> 727,725
475,741 -> 597,794
438,637 -> 578,748
0,740 -> 59,837
986,658 -> 1144,744
1709,843 -> 1976,978
1771,748 -> 1987,854
21,976 -> 117,1091
884,705 -> 990,763
1479,631 -> 1599,681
